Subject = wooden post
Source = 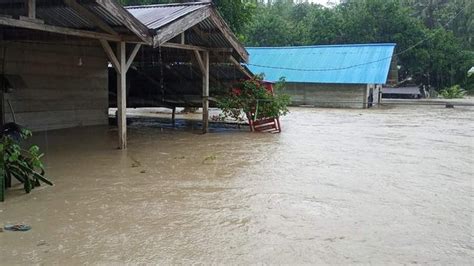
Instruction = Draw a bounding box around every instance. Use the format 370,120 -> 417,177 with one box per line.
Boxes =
117,42 -> 127,149
0,47 -> 5,128
27,0 -> 35,19
0,158 -> 4,202
0,86 -> 4,127
100,41 -> 141,149
202,51 -> 209,133
171,106 -> 176,126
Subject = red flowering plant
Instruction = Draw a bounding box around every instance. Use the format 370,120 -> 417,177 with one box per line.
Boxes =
217,76 -> 290,123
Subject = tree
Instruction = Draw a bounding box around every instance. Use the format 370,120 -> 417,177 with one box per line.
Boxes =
212,0 -> 256,37
243,0 -> 471,90
403,0 -> 473,49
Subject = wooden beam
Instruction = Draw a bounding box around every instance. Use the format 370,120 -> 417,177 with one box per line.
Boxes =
121,34 -> 147,43
99,39 -> 121,74
202,51 -> 209,133
189,53 -> 219,85
207,9 -> 249,63
117,42 -> 127,149
194,50 -> 206,74
229,56 -> 253,78
125,43 -> 142,71
0,16 -> 121,41
162,42 -> 208,52
162,42 -> 233,53
95,0 -> 152,45
64,0 -> 117,35
18,15 -> 43,24
154,7 -> 211,47
27,0 -> 35,19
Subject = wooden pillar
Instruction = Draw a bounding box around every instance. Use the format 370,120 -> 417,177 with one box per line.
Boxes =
202,51 -> 209,133
117,42 -> 127,149
27,0 -> 36,19
100,40 -> 141,149
0,47 -> 5,127
0,87 -> 4,127
171,106 -> 176,126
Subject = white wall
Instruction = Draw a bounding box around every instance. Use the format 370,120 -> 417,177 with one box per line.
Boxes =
0,40 -> 109,131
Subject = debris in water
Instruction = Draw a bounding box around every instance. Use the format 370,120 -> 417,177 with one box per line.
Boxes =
130,156 -> 142,168
203,155 -> 217,164
37,240 -> 49,246
4,224 -> 32,232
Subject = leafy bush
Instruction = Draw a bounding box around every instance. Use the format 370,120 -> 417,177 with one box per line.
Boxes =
1,126 -> 52,194
439,85 -> 466,99
217,77 -> 290,122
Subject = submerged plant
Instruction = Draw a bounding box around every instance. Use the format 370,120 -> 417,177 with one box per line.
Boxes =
1,125 -> 52,194
440,85 -> 466,99
217,77 -> 290,122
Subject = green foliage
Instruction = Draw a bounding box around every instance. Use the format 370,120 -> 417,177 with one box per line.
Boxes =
1,128 -> 52,194
212,0 -> 256,37
217,77 -> 290,122
439,85 -> 466,99
243,0 -> 472,91
401,0 -> 473,49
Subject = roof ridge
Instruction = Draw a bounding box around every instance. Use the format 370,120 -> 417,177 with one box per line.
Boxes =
247,43 -> 396,49
125,2 -> 210,9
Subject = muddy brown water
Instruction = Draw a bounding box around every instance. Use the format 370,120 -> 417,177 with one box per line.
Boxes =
1,105 -> 473,264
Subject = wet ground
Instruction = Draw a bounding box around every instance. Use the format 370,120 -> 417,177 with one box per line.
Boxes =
1,104 -> 473,264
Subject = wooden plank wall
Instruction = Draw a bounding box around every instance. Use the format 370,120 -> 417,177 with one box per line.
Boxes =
0,40 -> 109,131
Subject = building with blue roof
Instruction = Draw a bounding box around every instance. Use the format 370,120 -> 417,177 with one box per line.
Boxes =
246,43 -> 397,108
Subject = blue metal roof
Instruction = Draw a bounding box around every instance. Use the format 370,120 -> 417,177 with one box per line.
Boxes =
246,43 -> 396,84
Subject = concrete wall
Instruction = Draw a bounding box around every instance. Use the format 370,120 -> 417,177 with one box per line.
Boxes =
0,41 -> 109,131
277,83 -> 368,108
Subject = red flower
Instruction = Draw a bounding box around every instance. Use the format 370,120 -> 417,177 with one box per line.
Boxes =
231,88 -> 242,96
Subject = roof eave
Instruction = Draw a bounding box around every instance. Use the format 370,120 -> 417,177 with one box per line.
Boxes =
145,5 -> 248,63
95,0 -> 153,45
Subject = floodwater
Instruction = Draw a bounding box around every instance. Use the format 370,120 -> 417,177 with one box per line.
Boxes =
1,104 -> 473,264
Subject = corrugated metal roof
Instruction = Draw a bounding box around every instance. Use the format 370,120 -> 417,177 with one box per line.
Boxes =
0,2 -> 139,32
246,43 -> 396,84
125,3 -> 246,61
126,2 -> 209,30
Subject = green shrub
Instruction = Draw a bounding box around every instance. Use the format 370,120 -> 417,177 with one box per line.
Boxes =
440,85 -> 466,99
217,77 -> 290,122
1,127 -> 52,194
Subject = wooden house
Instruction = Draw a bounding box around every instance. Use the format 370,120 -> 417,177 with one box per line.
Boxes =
0,0 -> 249,149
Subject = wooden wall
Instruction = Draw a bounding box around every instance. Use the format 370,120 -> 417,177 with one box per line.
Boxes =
278,83 -> 367,109
0,40 -> 109,131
